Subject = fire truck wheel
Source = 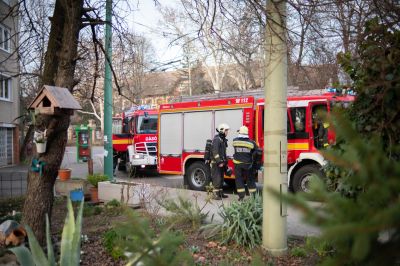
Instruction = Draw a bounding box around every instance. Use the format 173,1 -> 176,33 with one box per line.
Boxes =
187,162 -> 211,191
292,164 -> 324,193
129,166 -> 137,178
118,162 -> 126,171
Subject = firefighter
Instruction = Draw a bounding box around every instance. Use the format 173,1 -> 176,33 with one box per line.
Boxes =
233,125 -> 258,201
211,123 -> 230,200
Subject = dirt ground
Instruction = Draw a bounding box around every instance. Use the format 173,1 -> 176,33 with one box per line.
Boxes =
1,197 -> 319,265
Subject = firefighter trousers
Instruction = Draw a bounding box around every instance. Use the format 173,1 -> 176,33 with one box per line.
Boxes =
211,163 -> 224,194
234,163 -> 257,199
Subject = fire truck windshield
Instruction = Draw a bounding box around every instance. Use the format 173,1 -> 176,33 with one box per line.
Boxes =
112,118 -> 122,134
136,115 -> 157,134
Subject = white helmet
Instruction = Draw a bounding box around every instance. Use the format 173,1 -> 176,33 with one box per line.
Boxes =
238,126 -> 249,135
217,123 -> 230,133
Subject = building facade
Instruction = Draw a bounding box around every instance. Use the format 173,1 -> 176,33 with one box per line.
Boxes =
0,0 -> 20,167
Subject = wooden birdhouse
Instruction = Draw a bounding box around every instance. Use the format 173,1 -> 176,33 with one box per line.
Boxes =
28,85 -> 82,115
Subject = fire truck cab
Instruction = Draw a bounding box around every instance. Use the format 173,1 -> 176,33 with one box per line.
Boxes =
158,92 -> 354,192
126,109 -> 158,175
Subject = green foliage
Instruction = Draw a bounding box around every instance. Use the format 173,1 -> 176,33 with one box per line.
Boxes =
105,199 -> 121,208
159,195 -> 208,229
305,237 -> 333,258
104,199 -> 124,216
102,229 -> 124,260
285,19 -> 400,265
10,198 -> 84,266
202,194 -> 262,248
290,247 -> 307,258
0,196 -> 25,217
282,114 -> 400,265
87,173 -> 108,188
112,208 -> 193,266
338,18 -> 400,158
83,203 -> 102,217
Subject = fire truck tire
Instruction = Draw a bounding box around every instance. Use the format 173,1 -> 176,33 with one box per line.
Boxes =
128,165 -> 137,178
292,164 -> 324,193
186,162 -> 211,191
117,162 -> 126,171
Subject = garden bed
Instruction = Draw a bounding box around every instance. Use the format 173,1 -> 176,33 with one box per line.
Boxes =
1,196 -> 320,265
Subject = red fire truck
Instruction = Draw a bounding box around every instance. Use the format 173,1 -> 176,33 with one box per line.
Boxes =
112,108 -> 158,174
157,92 -> 354,192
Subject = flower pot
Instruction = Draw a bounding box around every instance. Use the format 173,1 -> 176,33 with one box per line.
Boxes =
70,189 -> 84,202
36,142 -> 47,154
58,169 -> 72,181
90,187 -> 99,203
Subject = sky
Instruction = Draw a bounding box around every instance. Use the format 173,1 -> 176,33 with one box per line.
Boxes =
124,0 -> 182,71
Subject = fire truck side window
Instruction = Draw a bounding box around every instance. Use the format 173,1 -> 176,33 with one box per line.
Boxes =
312,104 -> 328,149
112,118 -> 122,134
290,107 -> 306,132
137,115 -> 158,134
123,117 -> 130,134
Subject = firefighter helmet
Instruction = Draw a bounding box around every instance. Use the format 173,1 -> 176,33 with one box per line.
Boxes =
217,123 -> 230,133
238,126 -> 249,135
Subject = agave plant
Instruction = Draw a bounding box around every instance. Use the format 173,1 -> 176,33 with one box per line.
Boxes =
202,194 -> 262,248
10,198 -> 84,266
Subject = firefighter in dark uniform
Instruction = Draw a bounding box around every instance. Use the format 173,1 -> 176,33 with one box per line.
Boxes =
211,123 -> 230,200
233,126 -> 258,200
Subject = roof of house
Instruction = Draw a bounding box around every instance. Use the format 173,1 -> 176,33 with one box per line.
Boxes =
141,71 -> 180,97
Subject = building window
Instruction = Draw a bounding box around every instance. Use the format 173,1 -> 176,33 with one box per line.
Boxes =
0,24 -> 11,52
0,127 -> 13,166
0,75 -> 11,100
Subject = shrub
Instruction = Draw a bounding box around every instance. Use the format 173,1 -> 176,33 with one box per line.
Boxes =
83,203 -> 102,217
281,115 -> 400,265
290,247 -> 307,258
112,208 -> 193,265
0,196 -> 25,217
102,229 -> 124,260
87,173 -> 108,188
159,195 -> 208,229
202,194 -> 262,248
104,199 -> 124,216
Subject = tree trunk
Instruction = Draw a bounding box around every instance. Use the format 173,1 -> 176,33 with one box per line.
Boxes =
19,124 -> 34,162
22,0 -> 84,245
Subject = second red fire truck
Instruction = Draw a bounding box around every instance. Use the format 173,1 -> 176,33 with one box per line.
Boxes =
157,91 -> 354,192
112,107 -> 158,175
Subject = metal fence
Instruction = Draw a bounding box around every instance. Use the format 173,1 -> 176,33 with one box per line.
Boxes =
0,172 -> 27,198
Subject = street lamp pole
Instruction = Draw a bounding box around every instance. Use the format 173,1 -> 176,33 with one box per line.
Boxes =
103,0 -> 113,179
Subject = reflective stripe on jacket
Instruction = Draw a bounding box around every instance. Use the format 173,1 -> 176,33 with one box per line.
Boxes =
233,137 -> 257,164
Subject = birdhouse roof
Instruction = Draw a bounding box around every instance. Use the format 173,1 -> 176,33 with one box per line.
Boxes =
29,85 -> 82,110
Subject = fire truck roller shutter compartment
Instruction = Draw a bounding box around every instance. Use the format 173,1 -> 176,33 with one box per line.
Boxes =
214,109 -> 244,157
183,111 -> 213,151
160,113 -> 183,155
160,112 -> 183,172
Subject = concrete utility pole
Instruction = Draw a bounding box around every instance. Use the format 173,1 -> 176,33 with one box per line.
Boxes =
103,0 -> 113,179
263,0 -> 288,255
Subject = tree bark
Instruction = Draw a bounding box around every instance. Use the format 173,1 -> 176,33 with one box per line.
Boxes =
19,124 -> 34,162
22,0 -> 84,245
